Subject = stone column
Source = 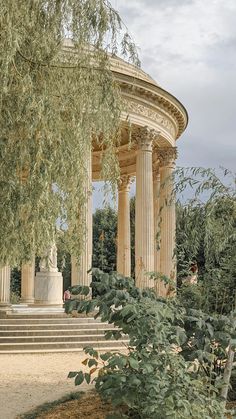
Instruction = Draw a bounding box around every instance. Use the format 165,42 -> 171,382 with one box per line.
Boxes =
135,127 -> 155,289
117,175 -> 131,277
159,147 -> 177,295
71,146 -> 92,290
153,161 -> 163,295
35,244 -> 63,306
0,265 -> 11,314
21,259 -> 35,304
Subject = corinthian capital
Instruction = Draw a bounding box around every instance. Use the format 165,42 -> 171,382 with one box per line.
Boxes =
118,175 -> 131,192
133,126 -> 160,151
158,147 -> 177,167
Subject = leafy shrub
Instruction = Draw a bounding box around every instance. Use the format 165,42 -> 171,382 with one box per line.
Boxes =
66,269 -> 234,418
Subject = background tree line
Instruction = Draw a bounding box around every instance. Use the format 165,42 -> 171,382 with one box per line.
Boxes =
11,191 -> 235,311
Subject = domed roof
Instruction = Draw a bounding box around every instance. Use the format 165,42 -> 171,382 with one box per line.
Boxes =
62,39 -> 188,139
62,38 -> 157,86
110,55 -> 158,86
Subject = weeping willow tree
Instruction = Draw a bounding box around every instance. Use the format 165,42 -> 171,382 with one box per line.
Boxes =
0,1 -> 139,266
175,167 -> 236,314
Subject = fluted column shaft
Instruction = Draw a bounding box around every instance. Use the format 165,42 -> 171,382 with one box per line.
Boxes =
0,265 -> 11,310
135,128 -> 155,289
71,146 -> 92,289
153,163 -> 163,295
117,176 -> 131,277
21,259 -> 35,304
159,148 -> 177,295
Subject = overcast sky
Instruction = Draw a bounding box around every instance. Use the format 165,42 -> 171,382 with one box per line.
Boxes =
111,0 -> 236,170
94,0 -> 235,208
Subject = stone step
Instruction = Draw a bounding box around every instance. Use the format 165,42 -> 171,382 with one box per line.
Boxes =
10,306 -> 66,316
0,328 -> 117,336
0,314 -> 127,353
0,346 -> 127,354
9,313 -> 67,318
0,317 -> 102,324
0,340 -> 128,352
0,334 -> 127,343
0,323 -> 113,330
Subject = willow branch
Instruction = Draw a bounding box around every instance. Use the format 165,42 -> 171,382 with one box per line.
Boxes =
17,50 -> 110,72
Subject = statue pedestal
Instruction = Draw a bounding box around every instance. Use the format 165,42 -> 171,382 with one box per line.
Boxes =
34,271 -> 63,306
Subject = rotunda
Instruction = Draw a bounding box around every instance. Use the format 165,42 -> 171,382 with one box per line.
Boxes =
0,46 -> 188,312
70,51 -> 188,297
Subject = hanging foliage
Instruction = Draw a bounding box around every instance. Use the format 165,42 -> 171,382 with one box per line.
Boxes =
0,0 -> 139,266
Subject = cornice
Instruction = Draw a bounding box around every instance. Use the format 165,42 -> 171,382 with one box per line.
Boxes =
115,76 -> 188,139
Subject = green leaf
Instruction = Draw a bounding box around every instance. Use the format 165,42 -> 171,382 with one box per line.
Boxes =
67,371 -> 78,379
88,358 -> 98,368
206,322 -> 214,337
75,371 -> 84,386
84,373 -> 91,384
100,352 -> 113,361
129,357 -> 139,370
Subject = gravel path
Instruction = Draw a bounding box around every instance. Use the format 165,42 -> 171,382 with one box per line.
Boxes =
0,353 -> 92,419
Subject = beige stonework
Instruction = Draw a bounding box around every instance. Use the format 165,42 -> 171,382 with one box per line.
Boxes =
0,265 -> 11,313
35,245 -> 63,306
71,146 -> 93,291
153,159 -> 162,295
135,128 -> 156,289
21,259 -> 35,304
117,175 -> 131,277
158,147 -> 177,295
5,52 -> 187,304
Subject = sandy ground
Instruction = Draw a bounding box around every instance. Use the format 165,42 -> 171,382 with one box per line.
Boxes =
0,353 -> 93,419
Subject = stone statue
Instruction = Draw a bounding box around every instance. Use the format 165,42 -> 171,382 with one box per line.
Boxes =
39,243 -> 58,273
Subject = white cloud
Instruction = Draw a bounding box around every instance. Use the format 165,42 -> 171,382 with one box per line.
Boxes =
110,0 -> 236,170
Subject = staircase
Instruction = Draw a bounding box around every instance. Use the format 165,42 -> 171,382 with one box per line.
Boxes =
0,314 -> 128,353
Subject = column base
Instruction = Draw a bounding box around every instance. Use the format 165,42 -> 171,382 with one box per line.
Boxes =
34,271 -> 63,307
0,303 -> 12,317
20,298 -> 35,304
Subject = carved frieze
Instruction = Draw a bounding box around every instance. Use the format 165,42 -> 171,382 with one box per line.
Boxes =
124,99 -> 176,137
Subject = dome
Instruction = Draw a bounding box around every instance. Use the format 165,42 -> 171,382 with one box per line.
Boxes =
110,55 -> 158,86
62,38 -> 158,86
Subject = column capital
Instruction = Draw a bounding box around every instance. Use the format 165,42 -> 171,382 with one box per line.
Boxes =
118,175 -> 131,192
157,147 -> 177,167
133,126 -> 160,151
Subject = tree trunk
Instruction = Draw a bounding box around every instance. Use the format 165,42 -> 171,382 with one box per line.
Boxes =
220,346 -> 235,403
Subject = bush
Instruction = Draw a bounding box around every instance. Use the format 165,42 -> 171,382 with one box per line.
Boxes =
66,270 -> 233,418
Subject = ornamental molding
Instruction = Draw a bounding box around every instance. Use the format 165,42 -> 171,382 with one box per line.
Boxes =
120,81 -> 187,138
157,147 -> 178,166
123,98 -> 176,137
